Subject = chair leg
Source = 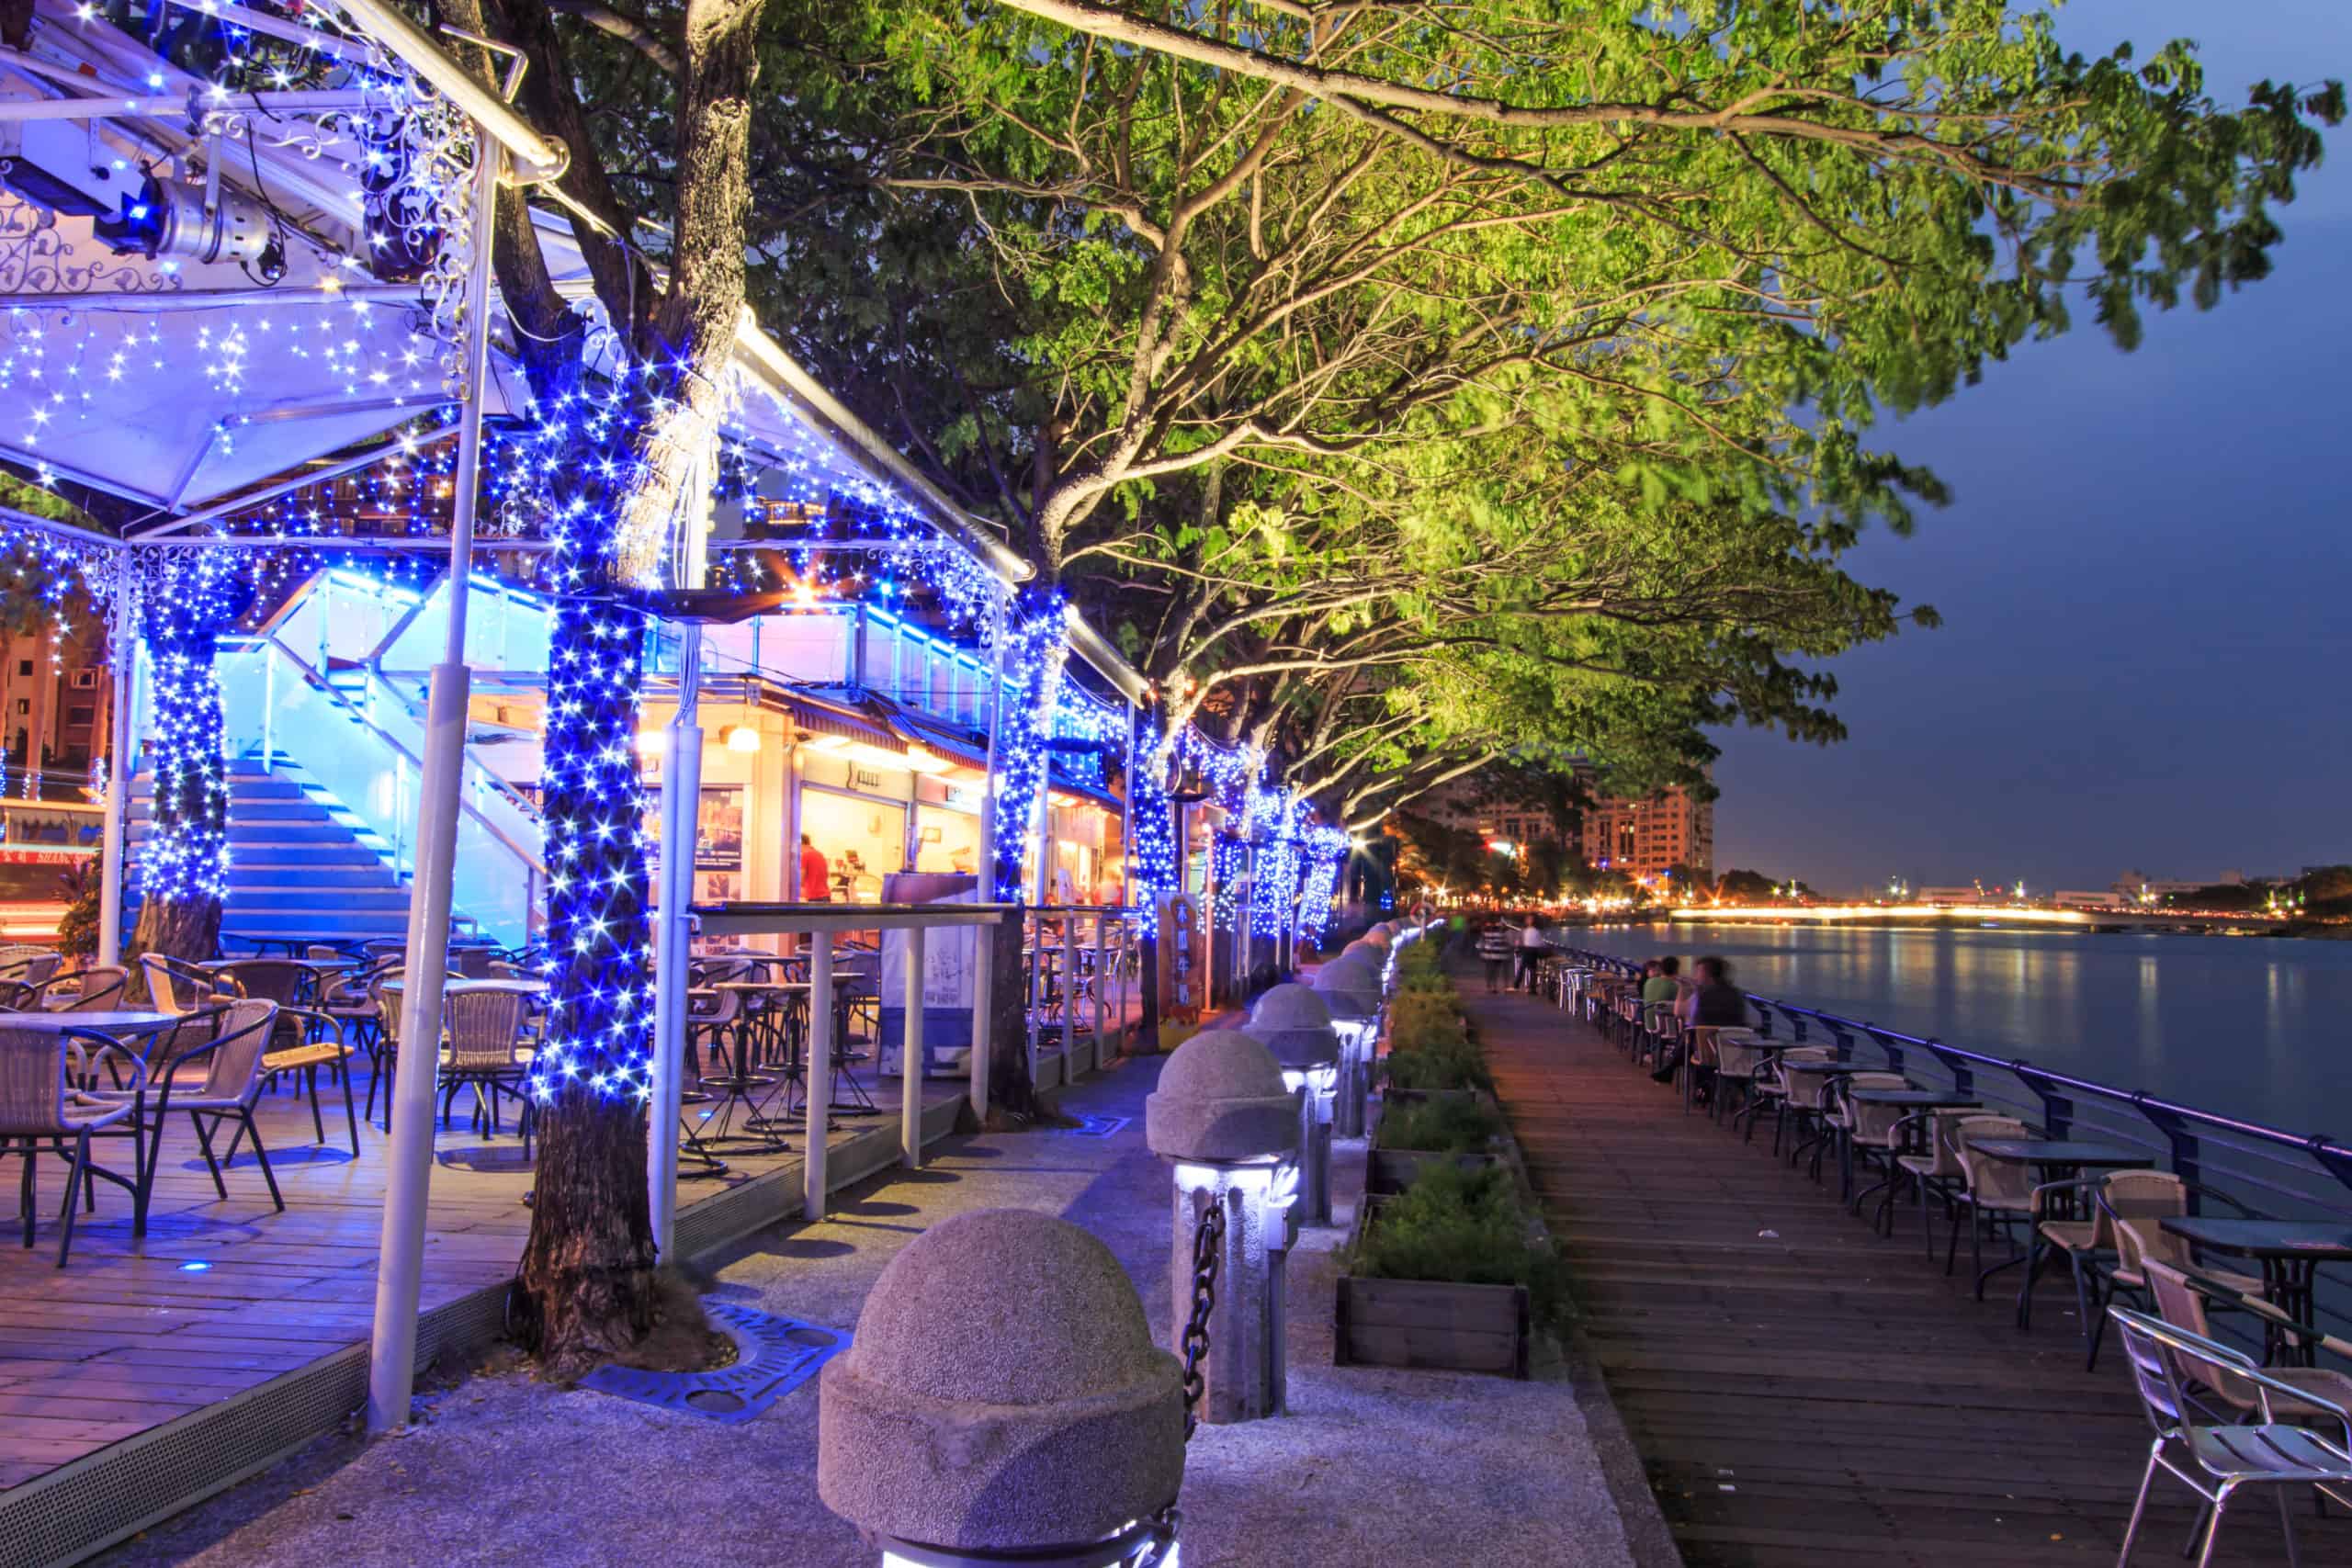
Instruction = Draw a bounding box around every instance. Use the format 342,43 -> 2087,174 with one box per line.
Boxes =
189,1112 -> 229,1200
2190,1497 -> 2227,1568
338,1059 -> 360,1155
242,1111 -> 285,1212
306,1065 -> 326,1144
55,1130 -> 89,1267
1946,1198 -> 1966,1277
2276,1485 -> 2302,1568
17,1138 -> 33,1248
2116,1438 -> 2163,1566
2070,1256 -> 2101,1371
2017,1235 -> 2041,1327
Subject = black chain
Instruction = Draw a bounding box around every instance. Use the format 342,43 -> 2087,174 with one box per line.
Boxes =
1179,1197 -> 1226,1439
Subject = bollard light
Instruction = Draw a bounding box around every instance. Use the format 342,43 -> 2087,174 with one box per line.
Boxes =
1146,1029 -> 1300,1425
1312,960 -> 1383,1141
1243,982 -> 1342,1227
820,1208 -> 1186,1567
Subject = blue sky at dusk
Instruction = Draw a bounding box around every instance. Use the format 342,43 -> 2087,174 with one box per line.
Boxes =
1711,0 -> 2352,896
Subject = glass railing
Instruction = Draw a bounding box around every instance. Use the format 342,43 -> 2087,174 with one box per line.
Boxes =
216,636 -> 545,946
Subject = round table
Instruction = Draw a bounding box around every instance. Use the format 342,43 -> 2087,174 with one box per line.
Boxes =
379,977 -> 548,997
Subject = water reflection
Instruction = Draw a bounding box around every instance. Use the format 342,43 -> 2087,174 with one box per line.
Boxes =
1586,921 -> 2352,1137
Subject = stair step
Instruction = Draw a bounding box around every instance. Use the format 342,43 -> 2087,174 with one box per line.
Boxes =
224,866 -> 401,889
226,888 -> 413,913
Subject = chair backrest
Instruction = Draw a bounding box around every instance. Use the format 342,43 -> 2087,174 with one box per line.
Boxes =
307,945 -> 346,963
377,986 -> 406,1048
0,1026 -> 71,1136
2110,1303 -> 2208,1440
1716,1036 -> 1770,1080
190,1000 -> 280,1104
51,965 -> 130,1012
140,953 -> 193,1017
1831,1072 -> 1910,1139
1773,1049 -> 1835,1108
451,947 -> 497,979
2103,1171 -> 2189,1273
0,945 -> 55,983
1951,1115 -> 2035,1206
2141,1261 -> 2264,1415
214,959 -> 313,1006
443,988 -> 530,1071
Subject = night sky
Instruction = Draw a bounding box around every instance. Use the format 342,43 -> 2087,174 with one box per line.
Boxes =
1712,0 -> 2352,897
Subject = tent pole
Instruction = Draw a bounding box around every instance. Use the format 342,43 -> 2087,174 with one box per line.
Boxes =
97,551 -> 134,971
368,141 -> 501,1434
649,625 -> 703,1258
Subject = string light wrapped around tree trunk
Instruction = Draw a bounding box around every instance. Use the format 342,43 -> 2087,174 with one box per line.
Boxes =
511,370 -> 662,1372
1294,827 -> 1350,950
989,588 -> 1069,903
130,550 -> 250,964
1126,716 -> 1181,940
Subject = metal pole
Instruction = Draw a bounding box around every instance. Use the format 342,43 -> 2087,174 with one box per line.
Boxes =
97,554 -> 134,972
648,624 -> 703,1258
368,142 -> 499,1435
900,923 -> 925,1168
804,936 -> 832,1220
1091,910 -> 1108,1069
969,908 -> 993,1122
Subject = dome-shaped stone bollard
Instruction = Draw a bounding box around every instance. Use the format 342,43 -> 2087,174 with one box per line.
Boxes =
818,1208 -> 1185,1566
1244,983 -> 1343,1226
1318,953 -> 1385,1014
1361,925 -> 1394,949
1146,1028 -> 1298,1424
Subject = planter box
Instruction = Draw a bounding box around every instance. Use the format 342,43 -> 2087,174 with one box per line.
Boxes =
1334,1200 -> 1532,1379
1364,1146 -> 1499,1197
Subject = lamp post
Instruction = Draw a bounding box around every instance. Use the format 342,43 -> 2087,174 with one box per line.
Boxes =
1144,1028 -> 1299,1423
818,1208 -> 1185,1566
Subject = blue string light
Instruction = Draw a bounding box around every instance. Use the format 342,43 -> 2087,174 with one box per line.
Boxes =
136,551 -> 247,909
1295,826 -> 1350,946
988,592 -> 1068,902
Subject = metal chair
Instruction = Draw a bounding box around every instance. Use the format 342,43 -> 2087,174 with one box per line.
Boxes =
439,988 -> 536,1155
1940,1114 -> 2034,1295
2102,1173 -> 2268,1364
2109,1302 -> 2352,1567
0,947 -> 62,990
0,1024 -> 148,1265
116,1000 -> 286,1213
1820,1070 -> 1908,1199
1741,1044 -> 1831,1146
28,965 -> 130,1013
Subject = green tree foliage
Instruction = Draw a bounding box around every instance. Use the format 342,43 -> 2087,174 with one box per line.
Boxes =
759,0 -> 2336,818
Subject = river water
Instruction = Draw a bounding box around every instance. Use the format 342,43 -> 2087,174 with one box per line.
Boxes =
1570,920 -> 2352,1145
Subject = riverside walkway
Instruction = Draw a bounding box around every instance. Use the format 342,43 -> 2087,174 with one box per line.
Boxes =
1464,980 -> 2352,1567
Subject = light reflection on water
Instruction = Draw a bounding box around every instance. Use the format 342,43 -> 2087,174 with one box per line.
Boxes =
1580,922 -> 2352,1140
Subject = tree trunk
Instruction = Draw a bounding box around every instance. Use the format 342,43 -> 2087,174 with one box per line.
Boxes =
130,894 -> 220,975
514,582 -> 662,1369
983,909 -> 1035,1118
516,1089 -> 656,1377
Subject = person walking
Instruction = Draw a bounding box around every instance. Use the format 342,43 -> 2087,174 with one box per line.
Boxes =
1476,922 -> 1510,992
1514,915 -> 1549,992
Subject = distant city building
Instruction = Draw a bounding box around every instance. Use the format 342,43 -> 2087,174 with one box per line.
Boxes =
1421,767 -> 1713,885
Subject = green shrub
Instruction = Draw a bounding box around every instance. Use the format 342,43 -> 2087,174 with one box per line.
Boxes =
1376,1092 -> 1501,1153
1383,1034 -> 1491,1093
1387,990 -> 1464,1052
1350,1162 -> 1566,1321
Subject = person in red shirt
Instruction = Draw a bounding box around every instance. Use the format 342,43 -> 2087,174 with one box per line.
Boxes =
799,833 -> 831,901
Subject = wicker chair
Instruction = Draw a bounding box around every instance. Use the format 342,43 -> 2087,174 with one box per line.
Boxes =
368,981 -> 406,1129
0,946 -> 62,990
1940,1114 -> 2036,1296
2142,1261 -> 2352,1427
2109,1302 -> 2352,1568
2096,1173 -> 2266,1367
440,988 -> 535,1153
29,965 -> 130,1013
1742,1044 -> 1834,1149
1821,1071 -> 1911,1200
1886,1108 -> 1974,1254
0,1024 -> 147,1265
1712,1032 -> 1773,1130
111,999 -> 286,1213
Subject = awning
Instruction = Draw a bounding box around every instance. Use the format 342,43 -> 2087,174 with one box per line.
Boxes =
879,704 -> 989,770
772,690 -> 904,752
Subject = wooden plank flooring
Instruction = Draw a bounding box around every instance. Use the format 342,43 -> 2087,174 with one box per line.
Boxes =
0,1054 -> 966,1494
1467,982 -> 2352,1567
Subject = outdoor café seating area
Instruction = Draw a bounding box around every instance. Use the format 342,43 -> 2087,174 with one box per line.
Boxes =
1548,952 -> 2352,1564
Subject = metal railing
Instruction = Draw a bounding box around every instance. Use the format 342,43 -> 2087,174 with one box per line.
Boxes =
1022,905 -> 1140,1079
1554,943 -> 2352,1344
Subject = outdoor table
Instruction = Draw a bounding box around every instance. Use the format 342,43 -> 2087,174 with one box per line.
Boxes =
379,977 -> 548,996
2158,1217 -> 2352,1367
1968,1139 -> 2154,1228
1843,1089 -> 1979,1202
702,979 -> 811,1147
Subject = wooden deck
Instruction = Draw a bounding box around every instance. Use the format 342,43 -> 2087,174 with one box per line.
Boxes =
0,1053 -> 965,1496
1467,982 -> 2352,1567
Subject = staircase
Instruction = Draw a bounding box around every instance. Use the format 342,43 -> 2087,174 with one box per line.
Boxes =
130,758 -> 415,950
